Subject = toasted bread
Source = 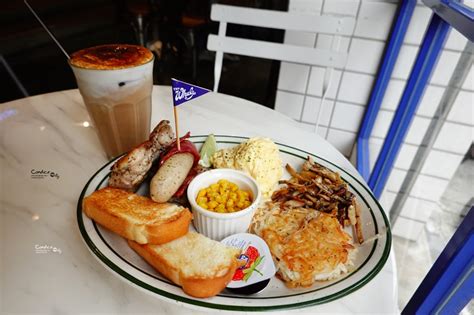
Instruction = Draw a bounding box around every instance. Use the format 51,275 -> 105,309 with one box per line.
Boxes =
128,232 -> 241,298
83,187 -> 192,244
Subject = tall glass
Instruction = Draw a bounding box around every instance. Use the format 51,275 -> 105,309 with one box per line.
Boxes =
69,44 -> 154,158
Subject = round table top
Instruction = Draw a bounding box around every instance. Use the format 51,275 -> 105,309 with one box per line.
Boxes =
0,86 -> 398,314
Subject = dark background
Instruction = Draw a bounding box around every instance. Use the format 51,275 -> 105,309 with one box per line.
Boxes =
1,0 -> 288,107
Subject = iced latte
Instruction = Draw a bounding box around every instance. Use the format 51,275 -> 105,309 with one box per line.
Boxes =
70,44 -> 154,158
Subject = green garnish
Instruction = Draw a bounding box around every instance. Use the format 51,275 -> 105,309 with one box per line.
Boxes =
243,256 -> 264,281
199,134 -> 217,168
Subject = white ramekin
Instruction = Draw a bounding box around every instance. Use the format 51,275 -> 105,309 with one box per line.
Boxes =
187,169 -> 262,241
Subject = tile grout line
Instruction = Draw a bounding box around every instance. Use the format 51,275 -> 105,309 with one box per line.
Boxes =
389,43 -> 474,223
318,0 -> 327,139
297,31 -> 320,123
278,76 -> 474,97
390,76 -> 474,92
395,214 -> 428,225
375,108 -> 474,128
298,120 -> 329,128
385,190 -> 438,205
299,118 -> 472,152
369,138 -> 468,157
334,34 -> 468,54
325,0 -> 363,140
342,130 -> 467,157
392,166 -> 454,181
278,89 -> 474,127
278,64 -> 473,93
386,189 -> 444,204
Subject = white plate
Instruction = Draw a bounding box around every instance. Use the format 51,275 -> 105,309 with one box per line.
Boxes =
77,135 -> 391,311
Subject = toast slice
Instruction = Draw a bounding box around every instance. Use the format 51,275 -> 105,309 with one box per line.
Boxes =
128,232 -> 241,298
83,187 -> 192,244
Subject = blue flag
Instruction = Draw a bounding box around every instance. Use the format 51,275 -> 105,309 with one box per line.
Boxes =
171,78 -> 210,106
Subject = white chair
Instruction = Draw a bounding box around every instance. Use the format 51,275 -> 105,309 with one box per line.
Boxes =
207,4 -> 355,131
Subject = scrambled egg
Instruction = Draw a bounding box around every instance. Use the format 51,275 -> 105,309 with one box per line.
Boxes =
211,138 -> 283,197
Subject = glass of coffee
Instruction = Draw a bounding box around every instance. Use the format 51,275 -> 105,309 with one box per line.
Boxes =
69,44 -> 154,158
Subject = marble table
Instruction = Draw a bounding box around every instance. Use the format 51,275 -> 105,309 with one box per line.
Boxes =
0,86 -> 398,314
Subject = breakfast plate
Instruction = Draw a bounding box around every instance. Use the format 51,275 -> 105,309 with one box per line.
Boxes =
77,135 -> 391,311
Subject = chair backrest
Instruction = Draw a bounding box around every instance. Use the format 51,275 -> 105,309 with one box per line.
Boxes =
207,4 -> 356,92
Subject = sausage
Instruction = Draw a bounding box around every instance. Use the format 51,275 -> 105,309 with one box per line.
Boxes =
150,153 -> 194,203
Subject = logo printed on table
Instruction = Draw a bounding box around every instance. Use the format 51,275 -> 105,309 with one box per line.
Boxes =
31,169 -> 60,179
171,78 -> 210,106
35,244 -> 62,254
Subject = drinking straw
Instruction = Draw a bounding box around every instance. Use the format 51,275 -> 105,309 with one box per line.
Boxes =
24,0 -> 70,60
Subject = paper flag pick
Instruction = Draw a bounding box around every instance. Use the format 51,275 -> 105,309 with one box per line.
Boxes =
171,78 -> 210,106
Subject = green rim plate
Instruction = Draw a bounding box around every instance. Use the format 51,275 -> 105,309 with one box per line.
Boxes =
76,135 -> 391,311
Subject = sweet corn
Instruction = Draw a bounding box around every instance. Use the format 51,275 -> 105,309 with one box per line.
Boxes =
196,179 -> 253,213
208,200 -> 218,209
216,204 -> 226,213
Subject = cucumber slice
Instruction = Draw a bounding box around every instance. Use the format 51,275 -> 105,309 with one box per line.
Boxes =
199,134 -> 217,168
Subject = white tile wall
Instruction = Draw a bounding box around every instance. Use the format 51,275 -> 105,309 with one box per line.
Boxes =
386,168 -> 407,193
338,72 -> 375,105
274,91 -> 305,120
326,129 -> 357,157
330,102 -> 365,132
417,85 -> 445,117
277,62 -> 310,93
307,67 -> 342,98
380,83 -> 444,118
354,1 -> 397,40
346,39 -> 386,74
400,197 -> 437,222
465,0 -> 474,8
445,29 -> 469,51
301,96 -> 334,125
404,6 -> 431,45
447,91 -> 474,126
421,150 -> 464,180
368,137 -> 384,172
368,139 -> 420,173
369,139 -> 462,179
275,1 -> 473,239
323,0 -> 359,16
430,51 -> 461,86
411,174 -> 450,202
372,110 -> 394,138
405,116 -> 431,145
381,80 -> 406,111
392,216 -> 425,241
462,65 -> 473,90
379,190 -> 397,213
433,122 -> 474,154
394,144 -> 418,170
392,45 -> 419,80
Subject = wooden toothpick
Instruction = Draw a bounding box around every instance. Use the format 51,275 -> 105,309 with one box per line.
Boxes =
174,106 -> 181,151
